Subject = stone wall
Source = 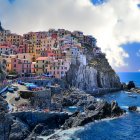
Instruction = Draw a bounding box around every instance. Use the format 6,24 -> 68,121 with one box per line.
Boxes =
31,89 -> 51,109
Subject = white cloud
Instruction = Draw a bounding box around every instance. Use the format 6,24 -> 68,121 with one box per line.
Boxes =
1,0 -> 140,68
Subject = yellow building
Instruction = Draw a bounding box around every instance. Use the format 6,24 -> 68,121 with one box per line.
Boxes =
6,58 -> 12,73
35,57 -> 49,74
6,33 -> 23,46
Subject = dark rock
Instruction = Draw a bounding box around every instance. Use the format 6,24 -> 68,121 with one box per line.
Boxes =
9,118 -> 30,140
0,96 -> 8,112
111,101 -> 125,117
32,124 -> 44,135
41,129 -> 55,136
11,112 -> 69,129
69,111 -> 79,117
86,104 -> 96,110
127,81 -> 135,90
62,97 -> 75,106
63,99 -> 125,129
128,106 -> 137,112
0,113 -> 14,140
0,22 -> 4,31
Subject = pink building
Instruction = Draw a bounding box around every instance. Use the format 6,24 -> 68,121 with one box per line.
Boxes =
31,62 -> 36,73
17,44 -> 29,53
11,57 -> 31,76
46,59 -> 70,78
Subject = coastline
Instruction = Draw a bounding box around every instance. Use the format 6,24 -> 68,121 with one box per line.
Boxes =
0,84 -> 125,140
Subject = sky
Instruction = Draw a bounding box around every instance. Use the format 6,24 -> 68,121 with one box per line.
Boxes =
0,0 -> 140,72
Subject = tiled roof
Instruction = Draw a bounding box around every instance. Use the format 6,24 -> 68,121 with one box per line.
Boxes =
36,57 -> 48,61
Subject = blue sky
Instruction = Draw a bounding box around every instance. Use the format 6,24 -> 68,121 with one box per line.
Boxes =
91,0 -> 106,5
1,0 -> 140,72
115,42 -> 140,72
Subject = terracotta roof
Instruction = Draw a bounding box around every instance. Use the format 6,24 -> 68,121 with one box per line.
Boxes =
0,45 -> 10,48
36,57 -> 48,61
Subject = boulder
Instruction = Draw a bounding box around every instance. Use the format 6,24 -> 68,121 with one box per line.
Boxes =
111,101 -> 125,117
63,100 -> 125,129
32,124 -> 44,135
62,97 -> 75,107
128,106 -> 137,112
127,81 -> 135,90
9,118 -> 30,140
41,128 -> 55,136
0,113 -> 13,140
86,104 -> 96,110
0,96 -> 8,112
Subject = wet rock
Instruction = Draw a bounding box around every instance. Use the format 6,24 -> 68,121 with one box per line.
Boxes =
128,106 -> 137,112
0,113 -> 13,140
32,124 -> 44,135
63,100 -> 125,129
41,128 -> 55,136
62,97 -> 76,106
86,104 -> 96,110
11,112 -> 69,129
127,81 -> 135,90
0,96 -> 8,112
9,118 -> 30,140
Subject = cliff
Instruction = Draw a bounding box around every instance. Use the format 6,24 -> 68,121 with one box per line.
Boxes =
0,59 -> 7,81
0,22 -> 3,32
66,46 -> 121,93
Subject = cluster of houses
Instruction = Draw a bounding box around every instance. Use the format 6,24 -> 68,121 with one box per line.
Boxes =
0,26 -> 102,78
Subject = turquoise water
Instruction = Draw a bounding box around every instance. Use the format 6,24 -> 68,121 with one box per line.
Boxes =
71,72 -> 140,140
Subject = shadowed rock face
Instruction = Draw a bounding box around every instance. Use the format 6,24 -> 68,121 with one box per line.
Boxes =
66,54 -> 121,92
128,106 -> 137,112
62,100 -> 125,129
62,89 -> 125,130
0,22 -> 4,31
0,59 -> 7,81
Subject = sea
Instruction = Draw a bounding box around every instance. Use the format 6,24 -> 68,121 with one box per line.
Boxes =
42,72 -> 140,140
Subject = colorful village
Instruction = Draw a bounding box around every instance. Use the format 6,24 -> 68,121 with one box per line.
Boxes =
0,23 -> 103,113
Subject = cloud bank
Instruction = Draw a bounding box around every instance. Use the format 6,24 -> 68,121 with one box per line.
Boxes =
0,0 -> 140,69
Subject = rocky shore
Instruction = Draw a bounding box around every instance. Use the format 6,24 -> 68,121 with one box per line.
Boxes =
126,88 -> 140,94
122,81 -> 140,94
0,88 -> 125,140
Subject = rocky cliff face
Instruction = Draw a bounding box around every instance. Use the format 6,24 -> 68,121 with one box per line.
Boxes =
66,49 -> 121,93
0,22 -> 4,32
0,59 -> 7,81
